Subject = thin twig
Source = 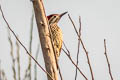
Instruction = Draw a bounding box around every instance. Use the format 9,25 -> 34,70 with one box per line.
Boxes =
0,4 -> 54,80
68,14 -> 94,80
104,39 -> 114,80
80,38 -> 94,80
68,14 -> 79,36
58,66 -> 63,80
78,16 -> 82,36
75,16 -> 81,80
63,42 -> 70,56
62,43 -> 88,80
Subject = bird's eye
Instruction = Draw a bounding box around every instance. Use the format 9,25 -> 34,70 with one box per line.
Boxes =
54,16 -> 56,18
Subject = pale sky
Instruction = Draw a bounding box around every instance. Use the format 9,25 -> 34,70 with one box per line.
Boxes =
0,0 -> 120,80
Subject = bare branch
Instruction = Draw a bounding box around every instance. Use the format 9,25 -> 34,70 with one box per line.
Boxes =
68,14 -> 94,80
0,4 -> 53,80
68,14 -> 79,36
62,42 -> 88,80
104,39 -> 114,80
75,16 -> 81,80
63,42 -> 70,56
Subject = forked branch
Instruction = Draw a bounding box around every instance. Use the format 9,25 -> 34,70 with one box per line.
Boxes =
62,42 -> 88,80
68,14 -> 94,80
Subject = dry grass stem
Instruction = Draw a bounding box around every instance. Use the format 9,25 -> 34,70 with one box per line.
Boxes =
28,9 -> 34,80
1,70 -> 7,80
8,34 -> 16,80
34,44 -> 40,80
24,9 -> 34,80
16,41 -> 21,80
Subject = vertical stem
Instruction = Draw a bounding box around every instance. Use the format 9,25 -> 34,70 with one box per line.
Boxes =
32,0 -> 58,80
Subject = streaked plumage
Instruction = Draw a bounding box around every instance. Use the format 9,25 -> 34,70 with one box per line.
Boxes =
47,12 -> 67,61
49,23 -> 63,60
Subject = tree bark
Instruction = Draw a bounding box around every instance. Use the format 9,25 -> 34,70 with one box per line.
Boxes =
32,0 -> 58,80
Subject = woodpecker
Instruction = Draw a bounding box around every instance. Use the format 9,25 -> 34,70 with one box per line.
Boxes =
47,12 -> 67,61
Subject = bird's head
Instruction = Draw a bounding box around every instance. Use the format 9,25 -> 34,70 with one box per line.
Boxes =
47,12 -> 67,25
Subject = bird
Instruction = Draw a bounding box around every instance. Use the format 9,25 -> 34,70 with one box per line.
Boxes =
47,12 -> 67,61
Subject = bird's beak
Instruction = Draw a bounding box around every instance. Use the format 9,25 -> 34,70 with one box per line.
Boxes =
60,12 -> 68,18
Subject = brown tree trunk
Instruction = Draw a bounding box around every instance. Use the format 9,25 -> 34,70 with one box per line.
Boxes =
32,0 -> 58,80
